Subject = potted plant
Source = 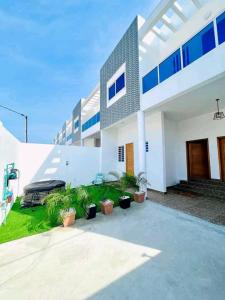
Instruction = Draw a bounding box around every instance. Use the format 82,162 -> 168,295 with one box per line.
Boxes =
100,199 -> 114,215
118,173 -> 136,209
44,189 -> 74,226
60,208 -> 76,227
77,186 -> 97,219
134,172 -> 150,203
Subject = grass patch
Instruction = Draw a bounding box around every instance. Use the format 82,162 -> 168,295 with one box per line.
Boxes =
0,185 -> 130,244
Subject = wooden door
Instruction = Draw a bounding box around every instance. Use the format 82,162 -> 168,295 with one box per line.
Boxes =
187,139 -> 210,179
126,143 -> 134,176
218,137 -> 225,181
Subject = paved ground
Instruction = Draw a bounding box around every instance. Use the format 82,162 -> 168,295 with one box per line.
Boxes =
149,189 -> 225,226
0,201 -> 225,300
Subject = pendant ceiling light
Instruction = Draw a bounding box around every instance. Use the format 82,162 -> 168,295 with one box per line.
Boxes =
213,99 -> 225,120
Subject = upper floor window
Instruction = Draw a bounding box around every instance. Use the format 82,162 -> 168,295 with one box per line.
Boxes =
217,11 -> 225,45
82,112 -> 100,132
107,63 -> 126,107
142,67 -> 158,94
159,49 -> 181,83
74,119 -> 79,129
182,22 -> 216,68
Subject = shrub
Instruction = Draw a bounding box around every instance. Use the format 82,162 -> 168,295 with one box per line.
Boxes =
120,173 -> 138,192
44,192 -> 72,226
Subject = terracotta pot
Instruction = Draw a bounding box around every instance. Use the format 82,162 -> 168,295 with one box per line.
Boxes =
100,200 -> 114,215
63,212 -> 75,227
134,192 -> 145,203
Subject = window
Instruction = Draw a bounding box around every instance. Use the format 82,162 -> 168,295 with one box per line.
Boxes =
182,22 -> 216,68
159,49 -> 181,83
217,11 -> 225,45
74,119 -> 79,129
145,141 -> 149,153
82,112 -> 100,132
116,73 -> 125,93
108,73 -> 126,101
118,146 -> 124,162
142,67 -> 158,94
109,83 -> 116,100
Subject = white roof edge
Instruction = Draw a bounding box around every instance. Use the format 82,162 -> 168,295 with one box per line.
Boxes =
139,0 -> 175,40
82,82 -> 100,108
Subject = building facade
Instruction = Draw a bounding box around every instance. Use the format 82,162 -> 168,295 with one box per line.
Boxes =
54,0 -> 225,193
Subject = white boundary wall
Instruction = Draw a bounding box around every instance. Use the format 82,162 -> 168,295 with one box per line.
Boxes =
0,123 -> 100,199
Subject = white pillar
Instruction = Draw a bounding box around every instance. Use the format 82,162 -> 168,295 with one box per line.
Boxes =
137,110 -> 146,174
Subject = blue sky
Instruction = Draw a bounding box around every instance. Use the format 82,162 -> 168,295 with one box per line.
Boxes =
0,0 -> 159,143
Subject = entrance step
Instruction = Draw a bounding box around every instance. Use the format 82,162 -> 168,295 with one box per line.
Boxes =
171,179 -> 225,200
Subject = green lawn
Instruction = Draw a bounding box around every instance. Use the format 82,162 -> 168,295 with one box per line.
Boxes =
0,185 -> 129,244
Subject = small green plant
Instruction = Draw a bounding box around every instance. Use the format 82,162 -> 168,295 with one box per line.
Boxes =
44,192 -> 72,226
76,186 -> 92,214
120,173 -> 138,192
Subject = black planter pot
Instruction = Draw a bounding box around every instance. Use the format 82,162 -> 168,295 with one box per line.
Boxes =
86,204 -> 97,219
119,196 -> 131,209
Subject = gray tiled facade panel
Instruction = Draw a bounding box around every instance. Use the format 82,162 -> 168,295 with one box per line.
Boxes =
72,100 -> 81,142
100,17 -> 140,129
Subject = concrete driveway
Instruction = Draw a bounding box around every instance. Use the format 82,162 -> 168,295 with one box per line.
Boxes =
0,201 -> 225,300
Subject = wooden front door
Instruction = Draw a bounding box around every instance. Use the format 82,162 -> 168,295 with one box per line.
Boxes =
126,143 -> 134,176
187,139 -> 210,180
218,137 -> 225,181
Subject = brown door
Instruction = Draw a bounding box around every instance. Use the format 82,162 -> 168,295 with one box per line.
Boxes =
218,137 -> 225,181
187,139 -> 210,179
126,143 -> 134,176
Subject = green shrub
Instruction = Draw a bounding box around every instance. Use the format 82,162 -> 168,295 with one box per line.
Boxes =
43,192 -> 72,226
120,173 -> 138,191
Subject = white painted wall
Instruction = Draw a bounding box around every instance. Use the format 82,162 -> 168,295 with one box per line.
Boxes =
175,112 -> 225,182
17,143 -> 100,194
100,128 -> 118,175
145,111 -> 166,192
0,122 -> 20,201
164,117 -> 177,187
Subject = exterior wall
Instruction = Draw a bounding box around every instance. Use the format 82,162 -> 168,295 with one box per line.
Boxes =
100,128 -> 118,175
175,112 -> 225,182
141,42 -> 225,111
164,117 -> 177,187
17,143 -> 100,195
140,2 -> 225,112
145,111 -> 166,193
100,17 -> 141,129
140,0 -> 224,76
72,100 -> 81,143
81,123 -> 100,140
0,122 -> 20,201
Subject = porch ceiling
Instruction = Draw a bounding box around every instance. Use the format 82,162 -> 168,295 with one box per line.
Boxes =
155,74 -> 225,121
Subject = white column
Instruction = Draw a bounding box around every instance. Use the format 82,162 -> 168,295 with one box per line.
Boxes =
137,110 -> 146,174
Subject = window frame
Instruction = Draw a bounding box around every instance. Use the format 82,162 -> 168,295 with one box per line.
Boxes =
107,63 -> 126,108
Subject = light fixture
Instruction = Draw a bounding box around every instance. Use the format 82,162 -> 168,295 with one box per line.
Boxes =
213,99 -> 225,120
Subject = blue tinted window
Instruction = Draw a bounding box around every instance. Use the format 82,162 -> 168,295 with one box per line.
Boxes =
142,67 -> 158,94
217,11 -> 225,45
74,120 -> 79,129
82,112 -> 100,132
159,49 -> 181,82
116,73 -> 125,93
109,83 -> 115,100
182,22 -> 215,68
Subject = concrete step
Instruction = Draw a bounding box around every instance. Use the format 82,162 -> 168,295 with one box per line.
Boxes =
171,184 -> 225,201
